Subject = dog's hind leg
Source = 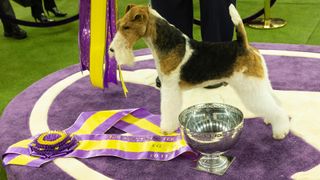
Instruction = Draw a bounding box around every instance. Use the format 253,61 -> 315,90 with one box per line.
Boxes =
160,81 -> 182,134
229,74 -> 290,139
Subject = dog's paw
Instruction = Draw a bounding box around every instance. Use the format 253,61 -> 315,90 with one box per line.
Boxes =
273,131 -> 289,140
160,120 -> 179,134
264,119 -> 271,125
271,119 -> 290,140
160,125 -> 178,134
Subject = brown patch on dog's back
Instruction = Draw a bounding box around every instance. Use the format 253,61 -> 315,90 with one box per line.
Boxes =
178,80 -> 193,89
234,47 -> 265,78
158,44 -> 185,74
146,13 -> 186,75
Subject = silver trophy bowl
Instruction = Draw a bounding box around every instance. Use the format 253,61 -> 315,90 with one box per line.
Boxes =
179,103 -> 244,175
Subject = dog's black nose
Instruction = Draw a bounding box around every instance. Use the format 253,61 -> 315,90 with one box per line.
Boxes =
109,48 -> 114,52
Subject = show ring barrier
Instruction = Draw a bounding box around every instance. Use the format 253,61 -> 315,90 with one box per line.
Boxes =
246,0 -> 287,29
2,0 -> 284,29
193,0 -> 286,29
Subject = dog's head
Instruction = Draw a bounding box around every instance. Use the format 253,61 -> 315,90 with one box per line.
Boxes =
109,5 -> 150,66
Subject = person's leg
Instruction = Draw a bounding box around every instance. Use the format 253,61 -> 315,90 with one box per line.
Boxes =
199,0 -> 236,42
44,0 -> 67,17
31,0 -> 54,22
0,0 -> 16,33
198,0 -> 236,88
0,0 -> 27,39
44,0 -> 56,10
150,0 -> 193,38
31,0 -> 43,18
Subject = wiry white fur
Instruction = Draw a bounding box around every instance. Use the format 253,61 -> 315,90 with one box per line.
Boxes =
156,35 -> 194,133
148,7 -> 164,19
255,50 -> 283,107
228,73 -> 290,139
143,37 -> 163,83
229,4 -> 242,26
109,33 -> 135,66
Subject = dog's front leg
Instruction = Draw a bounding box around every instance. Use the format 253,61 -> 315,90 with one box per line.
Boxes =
160,82 -> 182,134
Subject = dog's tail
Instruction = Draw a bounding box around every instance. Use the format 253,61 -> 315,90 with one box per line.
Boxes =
229,4 -> 249,50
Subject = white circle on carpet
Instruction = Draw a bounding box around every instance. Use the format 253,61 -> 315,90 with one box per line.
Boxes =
29,49 -> 320,180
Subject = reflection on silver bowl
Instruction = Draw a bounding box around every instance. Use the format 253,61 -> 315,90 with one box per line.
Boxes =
179,103 -> 244,175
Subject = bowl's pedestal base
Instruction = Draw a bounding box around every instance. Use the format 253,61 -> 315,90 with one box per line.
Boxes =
195,155 -> 235,176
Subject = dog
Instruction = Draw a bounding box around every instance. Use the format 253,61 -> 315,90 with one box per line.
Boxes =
109,4 -> 290,139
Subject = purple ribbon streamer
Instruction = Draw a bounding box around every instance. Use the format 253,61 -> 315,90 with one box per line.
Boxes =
91,109 -> 133,134
76,134 -> 181,142
79,0 -> 118,88
2,108 -> 197,167
65,108 -> 138,135
66,108 -> 161,136
67,146 -> 193,161
79,0 -> 91,71
104,0 -> 118,87
65,111 -> 96,134
3,134 -> 196,167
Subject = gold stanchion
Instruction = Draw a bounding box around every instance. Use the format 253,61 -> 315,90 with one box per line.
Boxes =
247,0 -> 286,29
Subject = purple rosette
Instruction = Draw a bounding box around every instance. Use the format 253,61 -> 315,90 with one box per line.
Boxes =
28,131 -> 79,159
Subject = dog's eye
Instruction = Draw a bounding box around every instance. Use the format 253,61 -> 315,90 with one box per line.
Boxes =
123,26 -> 130,30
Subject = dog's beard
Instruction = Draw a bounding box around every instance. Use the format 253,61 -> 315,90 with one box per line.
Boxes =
109,33 -> 135,66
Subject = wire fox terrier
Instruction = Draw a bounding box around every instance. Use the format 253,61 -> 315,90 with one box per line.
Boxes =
109,4 -> 290,139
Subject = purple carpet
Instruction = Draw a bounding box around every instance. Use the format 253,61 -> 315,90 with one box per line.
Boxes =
1,43 -> 320,179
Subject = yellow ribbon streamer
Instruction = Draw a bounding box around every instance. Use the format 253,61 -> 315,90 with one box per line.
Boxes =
121,114 -> 177,136
77,139 -> 187,153
8,154 -> 39,166
7,138 -> 187,166
5,109 -> 184,166
10,139 -> 33,149
118,65 -> 129,97
89,0 -> 107,88
73,110 -> 120,135
89,0 -> 129,97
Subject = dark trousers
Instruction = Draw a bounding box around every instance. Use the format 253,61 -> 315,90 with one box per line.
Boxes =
0,0 -> 17,32
150,0 -> 236,42
31,0 -> 57,17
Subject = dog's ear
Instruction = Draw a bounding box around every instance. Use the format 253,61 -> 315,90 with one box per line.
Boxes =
131,8 -> 148,22
133,13 -> 144,22
125,4 -> 136,13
